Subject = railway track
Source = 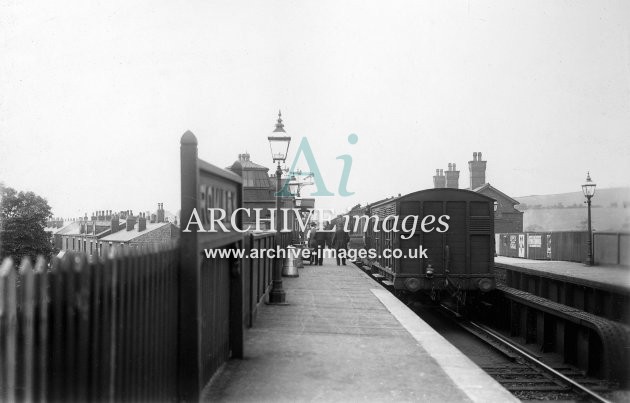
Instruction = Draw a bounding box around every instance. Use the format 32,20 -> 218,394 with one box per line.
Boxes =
353,260 -> 625,401
439,304 -> 613,402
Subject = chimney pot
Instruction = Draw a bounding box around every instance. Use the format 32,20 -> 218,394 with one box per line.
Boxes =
126,216 -> 136,231
469,151 -> 487,189
157,203 -> 165,223
138,214 -> 147,232
445,163 -> 460,189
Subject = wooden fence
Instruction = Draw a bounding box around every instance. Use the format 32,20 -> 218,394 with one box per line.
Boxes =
0,131 -> 280,401
594,232 -> 630,266
0,245 -> 179,402
243,232 -> 275,327
497,231 -> 630,266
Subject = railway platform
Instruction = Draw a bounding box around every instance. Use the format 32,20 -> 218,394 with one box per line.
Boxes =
202,258 -> 516,402
495,256 -> 630,295
494,256 -> 630,324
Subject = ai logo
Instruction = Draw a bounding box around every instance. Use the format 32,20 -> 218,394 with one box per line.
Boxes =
277,134 -> 359,197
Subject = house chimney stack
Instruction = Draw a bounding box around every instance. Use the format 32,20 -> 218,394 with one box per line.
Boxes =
111,214 -> 120,233
157,203 -> 165,223
433,169 -> 446,188
126,215 -> 136,231
469,151 -> 487,190
138,212 -> 147,232
445,162 -> 460,189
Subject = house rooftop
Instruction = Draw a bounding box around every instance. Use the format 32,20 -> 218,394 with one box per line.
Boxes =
100,222 -> 176,242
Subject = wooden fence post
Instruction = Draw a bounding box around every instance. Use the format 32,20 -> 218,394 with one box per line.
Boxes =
229,240 -> 244,359
18,258 -> 35,402
0,258 -> 17,402
179,131 -> 202,401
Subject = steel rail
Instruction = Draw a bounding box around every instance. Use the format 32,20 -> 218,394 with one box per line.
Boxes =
437,303 -> 610,403
468,320 -> 611,403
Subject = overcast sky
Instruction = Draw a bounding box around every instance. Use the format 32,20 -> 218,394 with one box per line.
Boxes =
1,0 -> 629,218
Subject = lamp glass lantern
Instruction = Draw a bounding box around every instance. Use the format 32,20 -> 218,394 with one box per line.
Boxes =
582,172 -> 597,198
267,111 -> 291,163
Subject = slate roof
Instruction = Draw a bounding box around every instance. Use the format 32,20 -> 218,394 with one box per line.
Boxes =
55,220 -> 125,236
471,183 -> 520,205
53,222 -> 81,235
99,222 -> 176,242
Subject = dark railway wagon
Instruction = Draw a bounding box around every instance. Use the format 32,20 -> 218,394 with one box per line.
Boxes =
364,188 -> 496,303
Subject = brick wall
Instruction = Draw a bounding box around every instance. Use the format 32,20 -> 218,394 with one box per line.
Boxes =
477,187 -> 524,233
496,212 -> 524,233
61,235 -> 101,256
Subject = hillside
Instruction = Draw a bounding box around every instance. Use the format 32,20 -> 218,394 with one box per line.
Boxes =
516,187 -> 630,210
514,187 -> 630,232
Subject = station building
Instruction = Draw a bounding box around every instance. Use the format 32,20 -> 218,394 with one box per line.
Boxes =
432,152 -> 523,233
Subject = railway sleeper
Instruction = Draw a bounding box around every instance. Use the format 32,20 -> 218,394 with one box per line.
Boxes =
498,284 -> 630,386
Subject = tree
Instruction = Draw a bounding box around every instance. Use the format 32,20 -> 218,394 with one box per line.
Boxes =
0,184 -> 53,263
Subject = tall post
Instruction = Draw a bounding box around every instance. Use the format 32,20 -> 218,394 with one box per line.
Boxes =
268,162 -> 286,304
586,196 -> 593,266
178,131 -> 201,400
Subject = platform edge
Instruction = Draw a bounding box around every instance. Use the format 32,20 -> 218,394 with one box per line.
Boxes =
370,288 -> 519,403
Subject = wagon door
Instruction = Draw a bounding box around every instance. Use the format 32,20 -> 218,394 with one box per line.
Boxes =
421,201 -> 447,273
398,201 -> 423,276
443,201 -> 467,275
469,201 -> 493,275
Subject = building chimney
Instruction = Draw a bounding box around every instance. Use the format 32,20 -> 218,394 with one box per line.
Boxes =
126,215 -> 136,231
111,214 -> 120,233
433,169 -> 446,188
445,162 -> 460,189
157,203 -> 165,223
138,212 -> 147,232
469,151 -> 487,190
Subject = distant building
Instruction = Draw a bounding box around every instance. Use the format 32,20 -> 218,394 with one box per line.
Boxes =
432,152 -> 523,233
57,204 -> 178,256
227,152 -> 297,231
99,214 -> 178,256
227,152 -> 276,230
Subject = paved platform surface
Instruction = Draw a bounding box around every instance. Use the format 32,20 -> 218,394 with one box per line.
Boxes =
495,256 -> 630,295
202,258 -> 516,402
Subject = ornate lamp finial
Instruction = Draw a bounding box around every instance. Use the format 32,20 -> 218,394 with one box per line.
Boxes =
274,109 -> 285,132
